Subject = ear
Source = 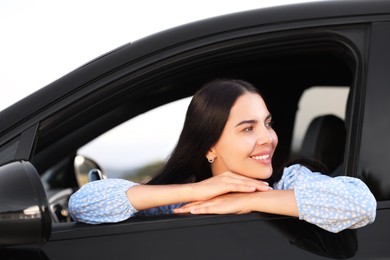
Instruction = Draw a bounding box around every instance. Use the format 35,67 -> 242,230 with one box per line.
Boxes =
206,148 -> 216,160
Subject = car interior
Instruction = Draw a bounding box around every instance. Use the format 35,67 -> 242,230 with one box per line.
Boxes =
30,32 -> 356,223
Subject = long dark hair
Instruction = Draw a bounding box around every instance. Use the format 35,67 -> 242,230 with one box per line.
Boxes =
148,79 -> 261,185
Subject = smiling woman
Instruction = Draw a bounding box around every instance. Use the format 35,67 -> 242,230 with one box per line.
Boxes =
69,79 -> 376,234
2,1 -> 390,258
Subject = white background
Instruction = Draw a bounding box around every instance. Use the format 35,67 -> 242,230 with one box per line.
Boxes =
1,0 -> 326,172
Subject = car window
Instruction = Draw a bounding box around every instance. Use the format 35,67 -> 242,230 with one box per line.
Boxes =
292,86 -> 349,153
77,97 -> 191,185
290,86 -> 350,174
77,86 -> 349,186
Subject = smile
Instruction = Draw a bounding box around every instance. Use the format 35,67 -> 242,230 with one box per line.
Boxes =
251,154 -> 270,160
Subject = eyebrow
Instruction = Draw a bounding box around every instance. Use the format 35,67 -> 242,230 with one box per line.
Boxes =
235,114 -> 272,127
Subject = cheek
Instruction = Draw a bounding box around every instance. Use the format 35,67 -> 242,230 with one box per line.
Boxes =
272,130 -> 279,147
215,135 -> 250,159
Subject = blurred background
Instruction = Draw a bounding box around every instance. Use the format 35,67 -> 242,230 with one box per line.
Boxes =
1,0 -> 331,181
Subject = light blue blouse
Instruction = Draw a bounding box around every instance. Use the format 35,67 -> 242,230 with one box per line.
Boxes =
68,164 -> 376,233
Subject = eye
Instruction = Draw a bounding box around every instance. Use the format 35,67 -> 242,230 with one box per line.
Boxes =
265,120 -> 274,128
243,126 -> 253,132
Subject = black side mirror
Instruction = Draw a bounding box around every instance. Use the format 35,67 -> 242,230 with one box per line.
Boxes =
0,161 -> 51,246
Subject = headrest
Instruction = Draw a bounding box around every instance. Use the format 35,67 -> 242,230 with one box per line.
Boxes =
300,114 -> 346,173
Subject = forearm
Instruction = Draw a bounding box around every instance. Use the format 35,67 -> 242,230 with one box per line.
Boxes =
247,190 -> 299,217
129,171 -> 272,211
126,184 -> 195,211
68,179 -> 194,223
174,189 -> 298,217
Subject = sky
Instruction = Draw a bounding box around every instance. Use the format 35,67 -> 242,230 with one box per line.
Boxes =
1,0 -> 321,172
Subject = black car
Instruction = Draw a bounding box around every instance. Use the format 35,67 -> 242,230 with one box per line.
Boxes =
1,0 -> 390,259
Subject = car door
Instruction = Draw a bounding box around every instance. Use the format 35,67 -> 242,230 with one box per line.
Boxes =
1,3 -> 390,260
350,21 -> 390,259
40,21 -> 386,260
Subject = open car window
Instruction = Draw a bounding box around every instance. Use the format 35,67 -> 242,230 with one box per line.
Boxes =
76,86 -> 350,186
292,86 -> 349,153
77,97 -> 191,185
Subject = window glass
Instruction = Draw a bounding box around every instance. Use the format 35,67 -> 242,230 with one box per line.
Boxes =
77,97 -> 191,184
0,137 -> 19,165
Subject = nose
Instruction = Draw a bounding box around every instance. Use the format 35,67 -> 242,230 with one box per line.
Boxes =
256,127 -> 274,145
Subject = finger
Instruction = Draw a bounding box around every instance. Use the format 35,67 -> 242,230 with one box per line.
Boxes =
222,174 -> 271,191
174,200 -> 219,213
189,206 -> 212,214
224,181 -> 271,193
174,207 -> 190,214
256,183 -> 272,191
176,204 -> 213,214
226,184 -> 256,193
174,202 -> 203,213
174,205 -> 201,214
222,171 -> 270,185
189,204 -> 229,215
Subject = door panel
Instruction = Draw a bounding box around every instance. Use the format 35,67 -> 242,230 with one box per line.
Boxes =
44,214 -> 358,259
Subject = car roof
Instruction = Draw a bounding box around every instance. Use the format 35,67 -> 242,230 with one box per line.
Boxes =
1,0 -> 390,139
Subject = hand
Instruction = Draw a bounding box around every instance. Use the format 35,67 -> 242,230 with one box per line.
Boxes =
175,189 -> 299,218
174,192 -> 255,215
189,171 -> 271,201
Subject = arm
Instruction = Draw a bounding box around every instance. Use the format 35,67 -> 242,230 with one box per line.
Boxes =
127,171 -> 271,210
176,164 -> 377,233
276,164 -> 376,232
68,178 -> 138,224
174,189 -> 298,216
68,172 -> 271,224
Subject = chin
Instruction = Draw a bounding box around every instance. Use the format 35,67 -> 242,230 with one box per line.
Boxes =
242,171 -> 272,180
237,165 -> 273,179
257,167 -> 273,180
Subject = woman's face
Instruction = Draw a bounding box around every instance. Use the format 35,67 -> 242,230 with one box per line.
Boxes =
208,92 -> 278,179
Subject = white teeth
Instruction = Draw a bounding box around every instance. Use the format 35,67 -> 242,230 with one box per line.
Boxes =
251,154 -> 270,160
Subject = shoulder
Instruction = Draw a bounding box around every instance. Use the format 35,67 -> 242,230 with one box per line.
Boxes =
273,164 -> 324,190
283,164 -> 315,176
274,163 -> 370,191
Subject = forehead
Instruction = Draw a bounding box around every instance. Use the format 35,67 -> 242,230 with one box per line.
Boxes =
228,93 -> 269,122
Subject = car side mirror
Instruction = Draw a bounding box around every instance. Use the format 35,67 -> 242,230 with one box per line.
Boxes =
0,161 -> 51,246
74,155 -> 105,185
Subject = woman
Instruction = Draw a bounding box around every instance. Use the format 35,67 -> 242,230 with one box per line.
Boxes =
69,79 -> 376,233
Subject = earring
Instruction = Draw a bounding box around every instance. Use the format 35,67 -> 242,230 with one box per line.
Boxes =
207,157 -> 214,163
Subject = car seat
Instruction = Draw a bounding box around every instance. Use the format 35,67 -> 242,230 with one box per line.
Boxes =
300,114 -> 346,174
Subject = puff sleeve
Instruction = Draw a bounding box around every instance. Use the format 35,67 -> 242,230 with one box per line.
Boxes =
274,164 -> 377,233
68,179 -> 139,224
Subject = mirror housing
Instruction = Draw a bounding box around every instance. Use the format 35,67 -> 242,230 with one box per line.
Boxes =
0,161 -> 51,246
